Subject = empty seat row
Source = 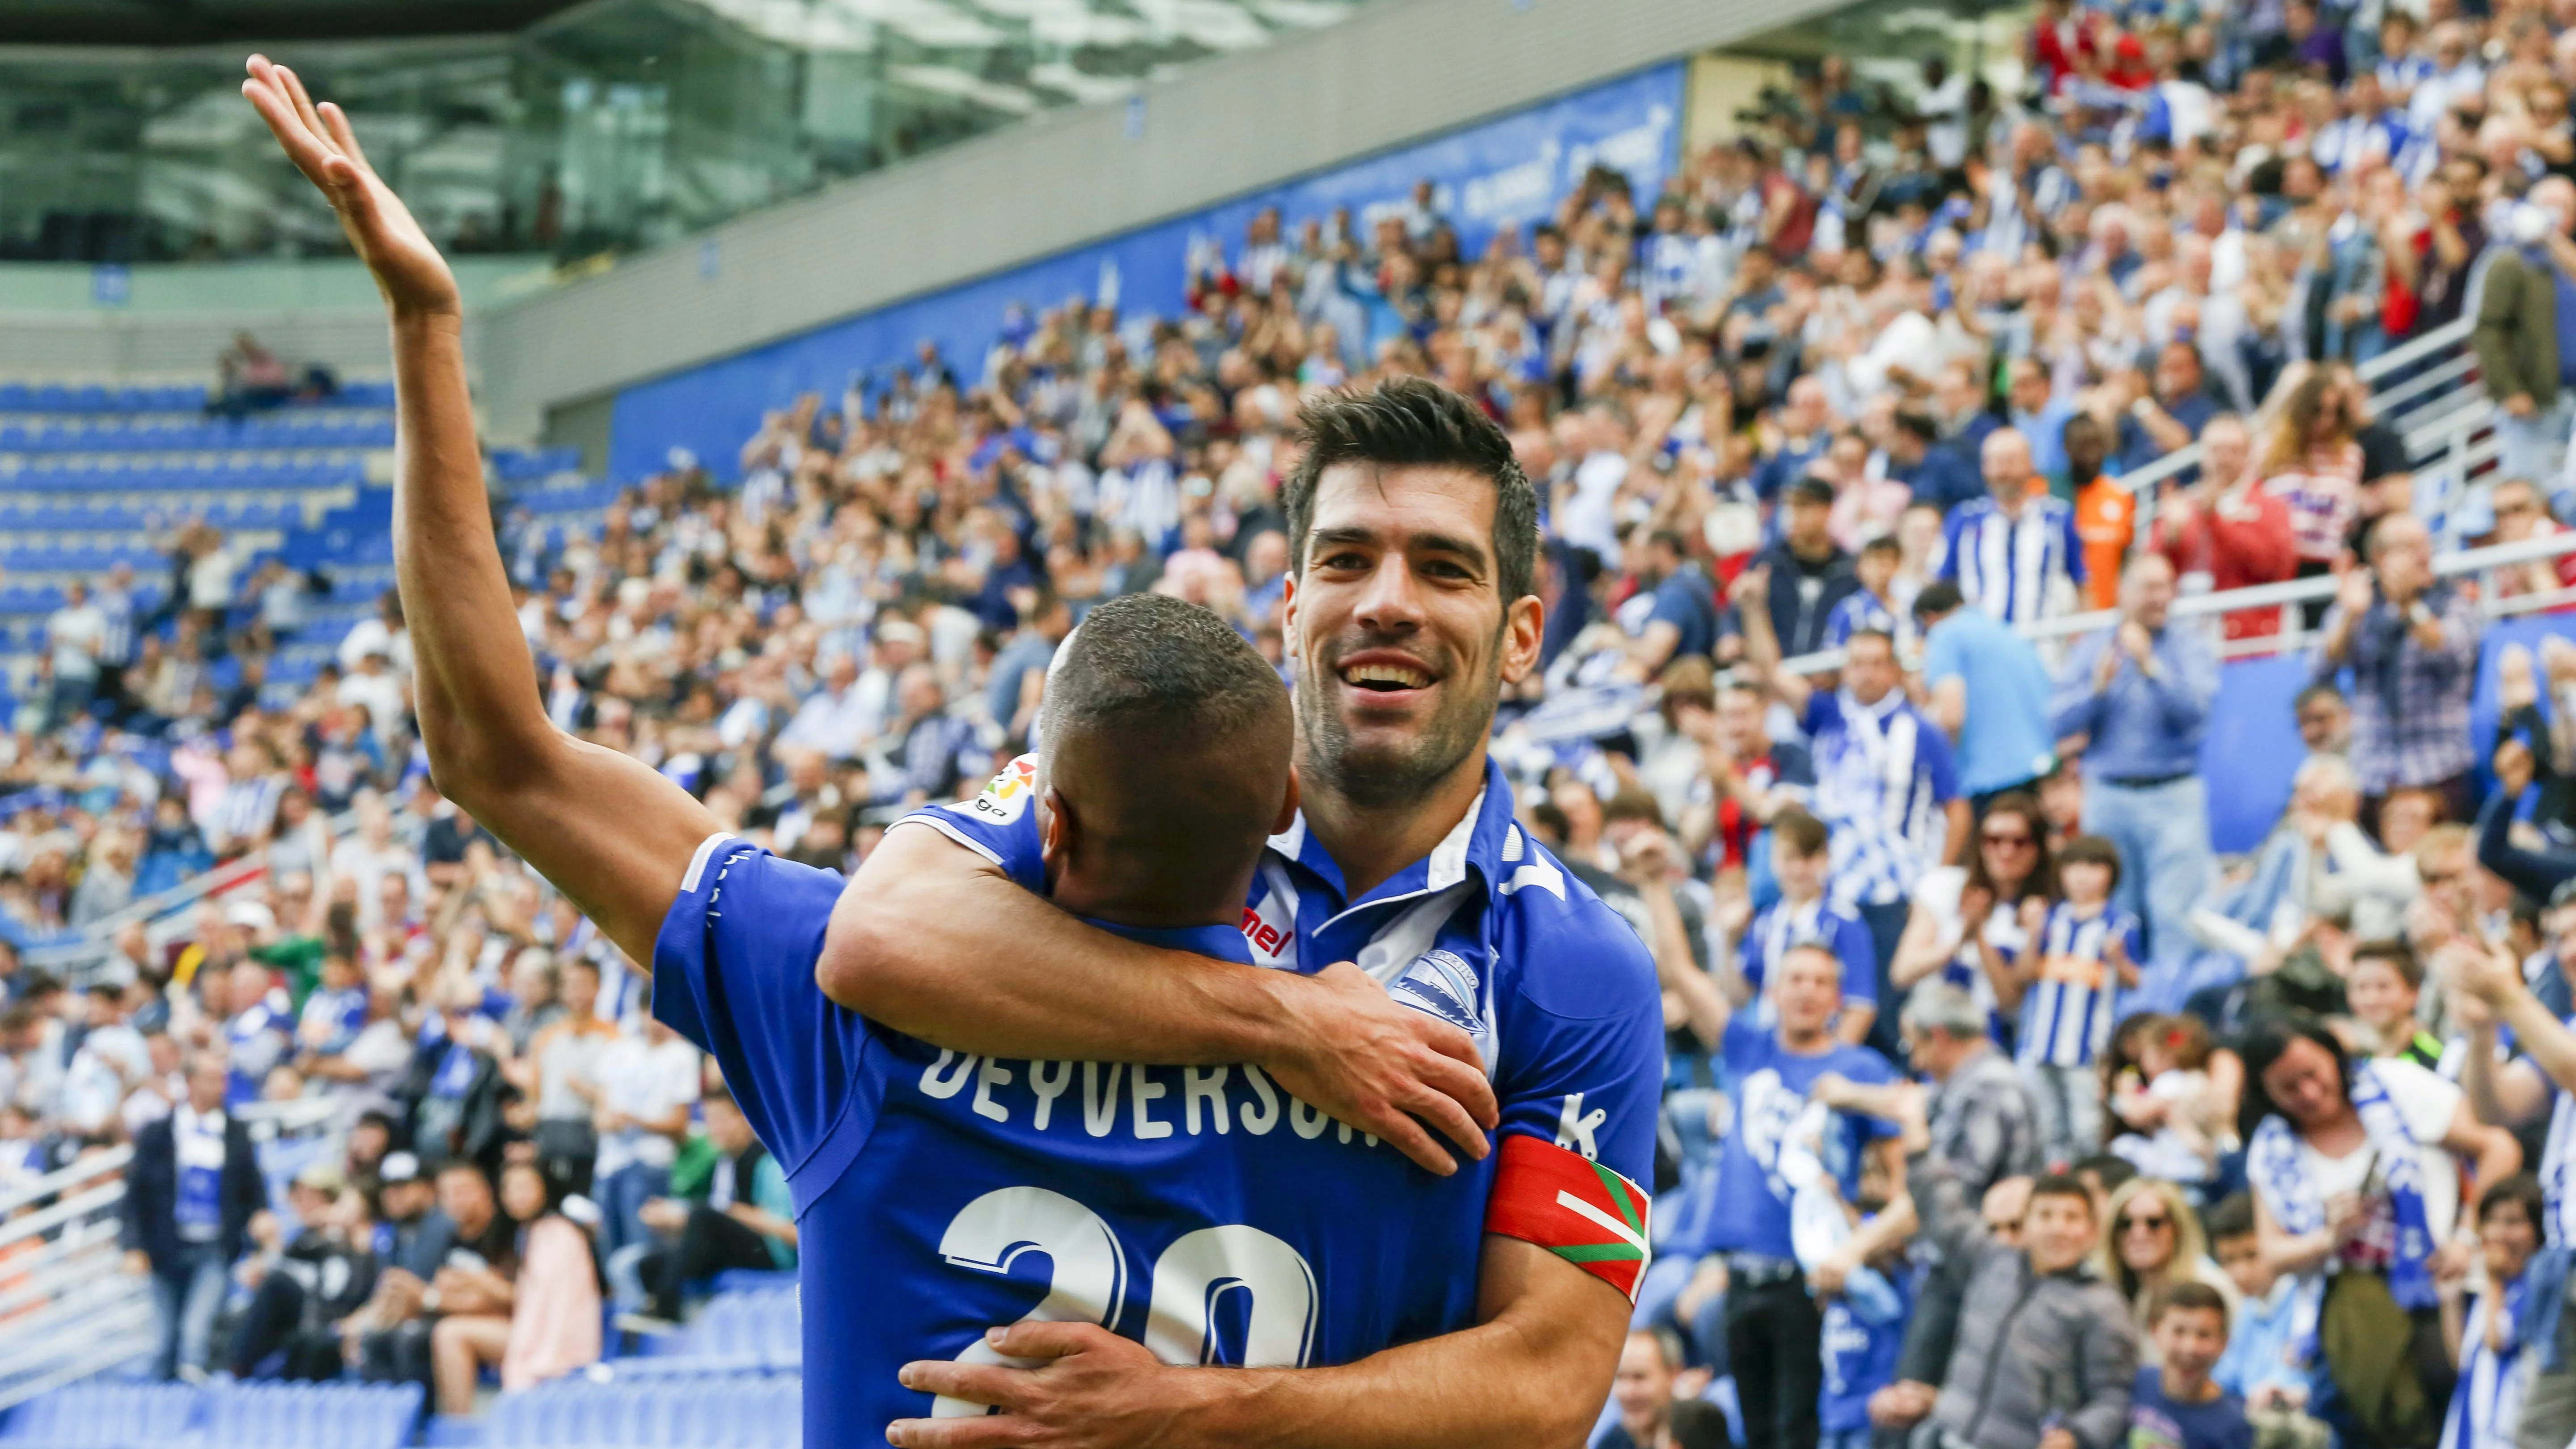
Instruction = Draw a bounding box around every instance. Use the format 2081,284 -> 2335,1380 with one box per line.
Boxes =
5,458 -> 363,484
0,383 -> 207,413
0,1380 -> 419,1449
491,447 -> 583,483
483,1375 -> 799,1449
0,418 -> 394,454
0,1382 -> 194,1448
199,1381 -> 422,1449
0,548 -> 165,573
0,381 -> 393,414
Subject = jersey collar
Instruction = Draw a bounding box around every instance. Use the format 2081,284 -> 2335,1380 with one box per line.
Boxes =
1263,755 -> 1527,920
1085,917 -> 1257,966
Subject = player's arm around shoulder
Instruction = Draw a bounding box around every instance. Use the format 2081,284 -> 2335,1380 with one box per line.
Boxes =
816,758 -> 1499,1176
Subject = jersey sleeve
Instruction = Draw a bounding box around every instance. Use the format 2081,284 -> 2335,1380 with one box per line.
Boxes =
652,835 -> 879,1196
888,753 -> 1047,891
1921,623 -> 1963,685
1489,885 -> 1666,1192
1483,884 -> 1665,1303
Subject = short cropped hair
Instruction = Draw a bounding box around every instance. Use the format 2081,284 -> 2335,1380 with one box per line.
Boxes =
2057,833 -> 2124,893
2349,938 -> 2422,990
2028,1172 -> 2098,1218
2203,1192 -> 2256,1242
1283,377 -> 1539,606
2148,1279 -> 2229,1329
1039,593 -> 1286,751
1901,982 -> 1987,1039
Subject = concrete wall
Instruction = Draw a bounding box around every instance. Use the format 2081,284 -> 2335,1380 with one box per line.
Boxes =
473,0 -> 1864,442
0,256 -> 545,383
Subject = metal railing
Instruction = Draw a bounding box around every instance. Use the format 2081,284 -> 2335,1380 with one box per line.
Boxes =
1779,525 -> 2576,677
2124,315 -> 2494,547
0,1147 -> 152,1410
27,806 -> 363,982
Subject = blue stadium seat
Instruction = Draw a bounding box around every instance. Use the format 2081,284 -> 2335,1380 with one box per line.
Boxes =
201,1379 -> 421,1449
1,1382 -> 198,1449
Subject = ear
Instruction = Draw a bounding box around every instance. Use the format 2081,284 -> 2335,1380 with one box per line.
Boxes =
1281,570 -> 1302,670
1271,764 -> 1302,837
1499,589 -> 1546,686
1039,786 -> 1075,879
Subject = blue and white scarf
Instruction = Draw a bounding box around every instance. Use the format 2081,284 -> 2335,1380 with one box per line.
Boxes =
2443,1273 -> 2531,1449
2247,1060 -> 2438,1364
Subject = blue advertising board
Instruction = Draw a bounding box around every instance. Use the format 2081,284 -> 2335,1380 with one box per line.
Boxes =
607,63 -> 1685,482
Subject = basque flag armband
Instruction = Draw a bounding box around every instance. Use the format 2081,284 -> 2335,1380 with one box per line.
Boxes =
1482,1133 -> 1652,1301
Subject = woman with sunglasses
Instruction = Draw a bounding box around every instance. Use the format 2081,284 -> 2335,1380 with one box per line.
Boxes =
2095,1177 -> 2241,1365
1892,792 -> 2060,1051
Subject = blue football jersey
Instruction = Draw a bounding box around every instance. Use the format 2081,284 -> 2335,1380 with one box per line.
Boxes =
652,753 -> 1663,1448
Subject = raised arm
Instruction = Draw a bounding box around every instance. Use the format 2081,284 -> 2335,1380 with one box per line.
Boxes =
241,59 -> 716,967
819,818 -> 1498,1176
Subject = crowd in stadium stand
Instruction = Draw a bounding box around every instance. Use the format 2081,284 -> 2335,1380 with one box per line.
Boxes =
26,0 -> 2576,1443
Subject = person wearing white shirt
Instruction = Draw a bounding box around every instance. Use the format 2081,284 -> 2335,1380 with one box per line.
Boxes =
591,1012 -> 701,1283
1554,410 -> 1630,562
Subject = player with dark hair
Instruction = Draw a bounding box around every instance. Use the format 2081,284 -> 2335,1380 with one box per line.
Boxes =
241,61 -> 1657,1449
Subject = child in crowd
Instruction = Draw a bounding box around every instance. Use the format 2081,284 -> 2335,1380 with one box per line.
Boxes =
2343,939 -> 2445,1070
2207,1195 -> 2331,1449
2016,834 -> 2140,1166
2131,1280 -> 2252,1449
1816,1142 -> 1911,1449
1824,537 -> 1910,653
2109,1013 -> 2224,1191
1737,809 -> 1878,1046
2441,1174 -> 2547,1449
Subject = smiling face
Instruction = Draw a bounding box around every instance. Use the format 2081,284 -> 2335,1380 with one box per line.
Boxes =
2259,1036 -> 2350,1131
1284,463 -> 1541,809
2024,1187 -> 2100,1275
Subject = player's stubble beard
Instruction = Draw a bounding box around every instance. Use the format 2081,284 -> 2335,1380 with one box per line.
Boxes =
1296,625 -> 1503,812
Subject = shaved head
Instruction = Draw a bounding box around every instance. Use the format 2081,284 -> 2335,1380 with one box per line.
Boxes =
1036,593 -> 1295,928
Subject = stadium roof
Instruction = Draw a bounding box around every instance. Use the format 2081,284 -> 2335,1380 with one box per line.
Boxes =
0,0 -> 588,46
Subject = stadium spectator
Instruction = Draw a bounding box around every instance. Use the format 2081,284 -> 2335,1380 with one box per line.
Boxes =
2147,415 -> 2299,645
625,1084 -> 795,1325
2098,1178 -> 2241,1362
1893,791 -> 2058,1055
228,1162 -> 378,1381
1900,982 -> 2041,1199
355,1157 -> 515,1390
2240,1015 -> 2520,1446
1737,582 -> 1964,1013
2130,1281 -> 2254,1449
1943,427 -> 2087,626
1747,479 -> 1862,659
1908,1154 -> 2140,1449
2472,177 -> 2576,497
2315,513 -> 2483,825
428,1160 -> 599,1410
1916,580 -> 2057,813
2052,554 -> 2218,973
1603,1327 -> 1728,1449
588,1010 -> 699,1279
1689,940 -> 1907,1449
121,1051 -> 264,1381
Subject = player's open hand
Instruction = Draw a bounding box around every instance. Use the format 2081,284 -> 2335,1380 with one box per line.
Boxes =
241,55 -> 458,318
889,1322 -> 1207,1449
1263,961 -> 1497,1177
